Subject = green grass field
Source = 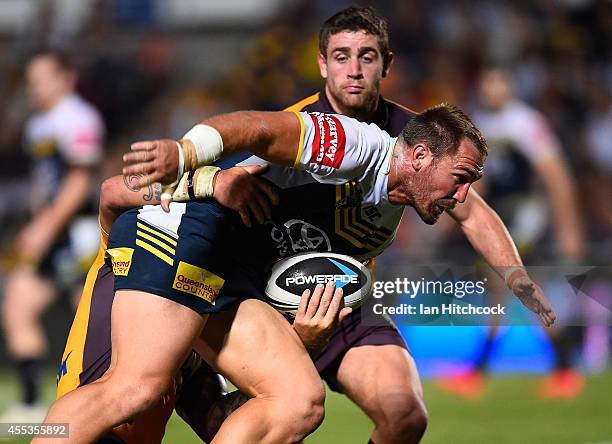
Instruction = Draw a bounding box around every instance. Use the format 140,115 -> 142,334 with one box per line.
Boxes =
1,371 -> 611,443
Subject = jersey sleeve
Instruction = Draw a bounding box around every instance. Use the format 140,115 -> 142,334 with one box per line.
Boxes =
59,108 -> 105,167
511,108 -> 561,163
292,111 -> 391,183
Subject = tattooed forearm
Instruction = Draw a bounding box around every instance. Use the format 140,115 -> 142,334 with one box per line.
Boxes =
123,174 -> 142,192
123,174 -> 158,201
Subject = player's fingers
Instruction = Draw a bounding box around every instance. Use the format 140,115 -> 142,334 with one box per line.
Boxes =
256,180 -> 280,206
305,284 -> 324,318
317,281 -> 336,317
549,308 -> 557,324
123,170 -> 157,189
122,161 -> 156,178
296,289 -> 311,319
160,185 -> 176,212
544,307 -> 556,327
240,164 -> 269,175
238,209 -> 252,228
252,189 -> 273,221
123,150 -> 153,164
247,199 -> 266,225
130,141 -> 155,151
324,287 -> 344,322
338,306 -> 353,324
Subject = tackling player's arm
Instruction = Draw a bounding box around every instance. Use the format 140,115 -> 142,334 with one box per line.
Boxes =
100,164 -> 280,233
448,188 -> 556,327
99,174 -> 162,233
123,111 -> 303,188
531,155 -> 584,261
16,166 -> 95,264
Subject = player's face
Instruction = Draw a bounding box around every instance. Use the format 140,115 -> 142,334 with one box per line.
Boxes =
479,69 -> 512,110
412,139 -> 484,224
318,31 -> 389,117
26,56 -> 74,111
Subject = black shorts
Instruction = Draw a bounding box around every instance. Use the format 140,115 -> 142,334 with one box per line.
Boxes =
107,202 -> 267,314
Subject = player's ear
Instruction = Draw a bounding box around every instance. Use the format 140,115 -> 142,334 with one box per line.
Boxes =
411,143 -> 433,171
317,53 -> 328,79
382,51 -> 394,78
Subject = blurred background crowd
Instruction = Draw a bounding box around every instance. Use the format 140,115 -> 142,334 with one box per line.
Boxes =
0,0 -> 610,438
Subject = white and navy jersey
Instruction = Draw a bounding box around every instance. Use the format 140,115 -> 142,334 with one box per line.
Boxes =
236,111 -> 405,262
473,99 -> 560,197
25,93 -> 104,206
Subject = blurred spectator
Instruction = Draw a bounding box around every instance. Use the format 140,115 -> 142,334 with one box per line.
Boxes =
0,50 -> 104,422
436,66 -> 587,399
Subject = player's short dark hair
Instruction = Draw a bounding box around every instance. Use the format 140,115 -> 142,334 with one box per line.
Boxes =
319,6 -> 391,66
28,48 -> 75,71
401,103 -> 488,159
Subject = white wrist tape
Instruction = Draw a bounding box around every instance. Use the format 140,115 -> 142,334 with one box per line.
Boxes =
182,124 -> 224,167
175,141 -> 185,185
171,166 -> 220,202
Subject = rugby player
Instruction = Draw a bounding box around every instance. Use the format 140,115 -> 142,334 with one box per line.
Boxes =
55,164 -> 347,443
438,66 -> 585,398
38,100 -> 556,444
211,7 -> 561,442
1,50 -> 103,423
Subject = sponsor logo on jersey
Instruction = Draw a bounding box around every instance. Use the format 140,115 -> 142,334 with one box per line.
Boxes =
106,247 -> 134,276
172,261 -> 225,304
309,113 -> 346,168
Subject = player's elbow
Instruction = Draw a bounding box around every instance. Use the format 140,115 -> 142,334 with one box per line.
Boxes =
99,175 -> 125,215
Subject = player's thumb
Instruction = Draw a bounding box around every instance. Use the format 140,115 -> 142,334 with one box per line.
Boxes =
160,184 -> 176,212
241,164 -> 269,176
338,307 -> 353,323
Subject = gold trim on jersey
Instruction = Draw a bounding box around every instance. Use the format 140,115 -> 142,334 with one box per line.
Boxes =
291,111 -> 306,168
335,181 -> 393,250
135,221 -> 176,266
384,98 -> 419,115
57,243 -> 107,399
283,93 -> 319,112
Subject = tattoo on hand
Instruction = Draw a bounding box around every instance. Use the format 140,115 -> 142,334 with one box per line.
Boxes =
153,183 -> 162,201
124,174 -> 155,201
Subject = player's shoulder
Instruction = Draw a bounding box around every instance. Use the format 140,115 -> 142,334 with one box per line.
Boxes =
284,93 -> 321,112
504,99 -> 549,131
58,94 -> 104,127
383,97 -> 418,117
379,97 -> 416,136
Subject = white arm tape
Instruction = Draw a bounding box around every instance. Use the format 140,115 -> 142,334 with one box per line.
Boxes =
176,141 -> 185,184
183,124 -> 224,166
166,141 -> 185,188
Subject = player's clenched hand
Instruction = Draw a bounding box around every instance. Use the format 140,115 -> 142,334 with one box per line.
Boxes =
511,275 -> 557,327
293,281 -> 352,357
213,165 -> 279,227
123,139 -> 180,188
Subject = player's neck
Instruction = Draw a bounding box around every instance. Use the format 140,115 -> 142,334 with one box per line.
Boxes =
42,92 -> 70,112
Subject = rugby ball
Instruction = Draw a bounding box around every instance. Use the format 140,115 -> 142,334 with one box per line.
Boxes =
265,252 -> 372,316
